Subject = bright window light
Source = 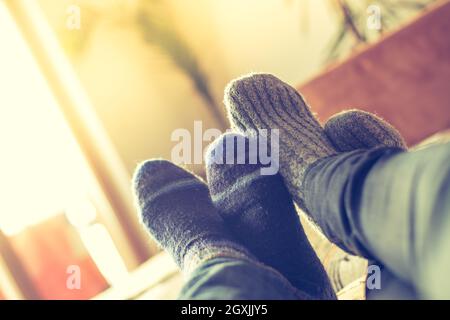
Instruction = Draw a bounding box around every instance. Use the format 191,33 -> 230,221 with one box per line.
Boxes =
79,223 -> 129,286
0,2 -> 131,291
0,2 -> 90,235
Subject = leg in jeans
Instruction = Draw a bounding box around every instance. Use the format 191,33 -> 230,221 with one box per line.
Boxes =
222,72 -> 449,298
303,142 -> 450,299
179,257 -> 309,300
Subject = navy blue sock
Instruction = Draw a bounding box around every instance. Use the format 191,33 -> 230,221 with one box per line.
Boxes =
206,133 -> 336,299
133,159 -> 254,274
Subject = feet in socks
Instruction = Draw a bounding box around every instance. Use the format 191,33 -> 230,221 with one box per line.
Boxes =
132,159 -> 253,274
324,109 -> 407,151
224,73 -> 336,212
206,133 -> 336,299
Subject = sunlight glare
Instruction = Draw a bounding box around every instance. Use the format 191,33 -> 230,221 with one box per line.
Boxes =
0,2 -> 89,235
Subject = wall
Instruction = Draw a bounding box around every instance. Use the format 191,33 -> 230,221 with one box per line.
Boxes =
38,0 -> 338,174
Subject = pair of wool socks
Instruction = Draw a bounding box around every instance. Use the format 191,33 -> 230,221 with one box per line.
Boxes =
132,72 -> 406,299
133,151 -> 336,299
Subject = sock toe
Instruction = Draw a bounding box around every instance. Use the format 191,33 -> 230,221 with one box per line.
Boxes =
225,73 -> 315,134
206,133 -> 271,217
132,159 -> 252,272
224,73 -> 337,213
133,159 -> 201,210
324,109 -> 407,152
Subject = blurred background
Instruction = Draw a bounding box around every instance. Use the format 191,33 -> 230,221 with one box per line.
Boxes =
0,0 -> 448,300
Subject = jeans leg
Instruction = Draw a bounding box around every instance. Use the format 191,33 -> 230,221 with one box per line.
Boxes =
303,142 -> 450,298
178,257 -> 316,300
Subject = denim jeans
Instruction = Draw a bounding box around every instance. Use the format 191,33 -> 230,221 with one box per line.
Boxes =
304,142 -> 450,299
178,257 -> 312,300
179,142 -> 450,300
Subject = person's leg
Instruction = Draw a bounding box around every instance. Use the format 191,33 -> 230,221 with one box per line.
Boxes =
133,159 -> 309,300
133,159 -> 251,274
223,73 -> 450,298
179,257 -> 310,300
323,109 -> 420,299
205,133 -> 335,299
303,142 -> 450,299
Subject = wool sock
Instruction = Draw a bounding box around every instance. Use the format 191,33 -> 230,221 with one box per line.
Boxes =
324,109 -> 407,152
224,73 -> 337,212
206,133 -> 336,299
132,159 -> 254,274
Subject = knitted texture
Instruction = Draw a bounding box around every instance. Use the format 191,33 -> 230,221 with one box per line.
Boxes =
206,133 -> 336,299
132,159 -> 254,274
224,73 -> 337,211
324,109 -> 407,152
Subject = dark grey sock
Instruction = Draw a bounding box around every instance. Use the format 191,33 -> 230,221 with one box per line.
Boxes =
132,159 -> 253,273
324,109 -> 407,152
206,133 -> 336,299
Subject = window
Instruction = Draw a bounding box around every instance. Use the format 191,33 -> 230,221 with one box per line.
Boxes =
0,1 -> 154,299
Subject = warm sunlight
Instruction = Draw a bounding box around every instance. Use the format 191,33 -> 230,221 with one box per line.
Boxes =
0,2 -> 89,235
0,2 -> 129,293
0,0 -> 447,303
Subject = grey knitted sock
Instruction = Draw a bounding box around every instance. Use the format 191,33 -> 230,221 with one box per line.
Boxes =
224,73 -> 337,212
324,109 -> 407,152
132,159 -> 254,274
206,133 -> 336,299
